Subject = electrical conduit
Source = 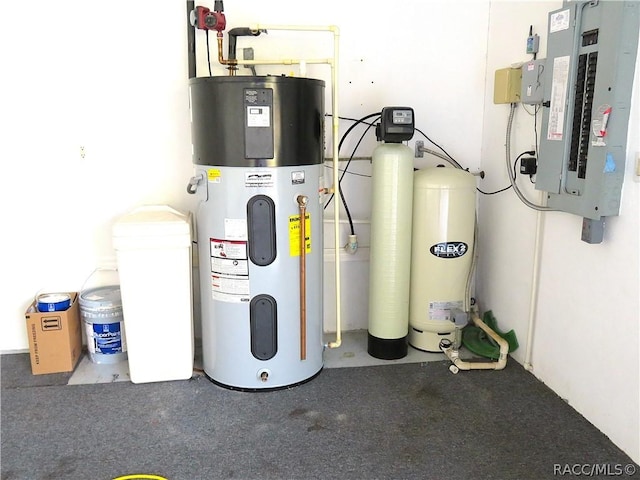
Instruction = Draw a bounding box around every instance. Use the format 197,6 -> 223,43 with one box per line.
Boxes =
524,191 -> 547,371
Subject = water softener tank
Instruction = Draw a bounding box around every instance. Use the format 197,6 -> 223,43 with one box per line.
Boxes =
189,76 -> 325,390
367,107 -> 415,360
409,166 -> 476,352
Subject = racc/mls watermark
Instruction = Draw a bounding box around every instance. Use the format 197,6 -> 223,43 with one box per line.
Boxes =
553,464 -> 637,476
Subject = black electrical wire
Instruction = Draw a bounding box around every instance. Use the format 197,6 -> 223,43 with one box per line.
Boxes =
337,169 -> 371,178
477,151 -> 530,195
323,112 -> 381,210
337,118 -> 379,235
205,30 -> 212,76
531,106 -> 540,185
414,127 -> 463,169
477,183 -> 513,195
328,114 -> 378,126
338,116 -> 379,184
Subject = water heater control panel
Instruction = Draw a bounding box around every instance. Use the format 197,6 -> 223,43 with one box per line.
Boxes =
244,88 -> 274,159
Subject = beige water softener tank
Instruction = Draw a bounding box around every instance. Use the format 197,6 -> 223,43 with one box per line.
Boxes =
367,107 -> 416,360
409,166 -> 476,352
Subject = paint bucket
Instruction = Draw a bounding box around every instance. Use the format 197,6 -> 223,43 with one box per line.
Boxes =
79,285 -> 127,364
36,293 -> 71,312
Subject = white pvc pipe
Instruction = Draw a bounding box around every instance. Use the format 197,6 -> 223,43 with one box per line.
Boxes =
524,190 -> 547,371
238,58 -> 333,65
244,24 -> 342,348
328,26 -> 342,348
441,310 -> 509,372
249,24 -> 337,32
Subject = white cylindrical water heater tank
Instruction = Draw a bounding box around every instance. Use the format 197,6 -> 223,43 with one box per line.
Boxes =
409,166 -> 476,352
189,76 -> 325,390
368,142 -> 414,359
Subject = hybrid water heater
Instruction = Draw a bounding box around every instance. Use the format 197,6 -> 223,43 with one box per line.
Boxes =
409,167 -> 476,352
188,76 -> 325,390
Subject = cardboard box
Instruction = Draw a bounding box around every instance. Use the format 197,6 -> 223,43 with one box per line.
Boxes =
25,292 -> 82,375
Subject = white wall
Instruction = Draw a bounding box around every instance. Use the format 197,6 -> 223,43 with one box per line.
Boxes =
1,0 -> 196,351
477,1 -> 640,464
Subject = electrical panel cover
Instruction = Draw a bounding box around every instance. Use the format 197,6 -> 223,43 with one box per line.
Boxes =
536,1 -> 639,220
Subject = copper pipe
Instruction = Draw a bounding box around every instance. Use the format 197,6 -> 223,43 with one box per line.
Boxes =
297,195 -> 308,361
216,35 -> 237,75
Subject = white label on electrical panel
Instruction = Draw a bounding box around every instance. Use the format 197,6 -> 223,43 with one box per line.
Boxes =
247,106 -> 270,127
547,55 -> 570,141
591,104 -> 612,145
429,300 -> 463,322
224,218 -> 247,240
549,9 -> 570,33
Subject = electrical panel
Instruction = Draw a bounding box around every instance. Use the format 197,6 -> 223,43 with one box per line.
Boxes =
536,1 -> 639,230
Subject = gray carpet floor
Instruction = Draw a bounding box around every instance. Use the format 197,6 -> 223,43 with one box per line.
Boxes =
1,352 -> 638,480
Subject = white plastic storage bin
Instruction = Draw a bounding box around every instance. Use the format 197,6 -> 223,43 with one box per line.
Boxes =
112,205 -> 193,383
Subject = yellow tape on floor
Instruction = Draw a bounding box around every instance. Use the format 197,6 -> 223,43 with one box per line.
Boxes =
112,475 -> 168,480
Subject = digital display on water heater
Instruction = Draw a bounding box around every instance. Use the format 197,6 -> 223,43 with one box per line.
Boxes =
246,106 -> 271,127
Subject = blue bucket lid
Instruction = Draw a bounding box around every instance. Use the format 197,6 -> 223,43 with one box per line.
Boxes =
79,285 -> 122,310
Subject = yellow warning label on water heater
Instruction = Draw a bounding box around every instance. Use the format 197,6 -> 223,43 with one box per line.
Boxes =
208,168 -> 222,183
289,213 -> 311,256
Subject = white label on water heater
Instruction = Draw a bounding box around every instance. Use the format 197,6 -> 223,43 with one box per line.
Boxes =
291,171 -> 305,185
210,238 -> 250,303
429,300 -> 463,321
211,257 -> 248,276
224,218 -> 248,240
245,170 -> 275,188
211,275 -> 250,303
